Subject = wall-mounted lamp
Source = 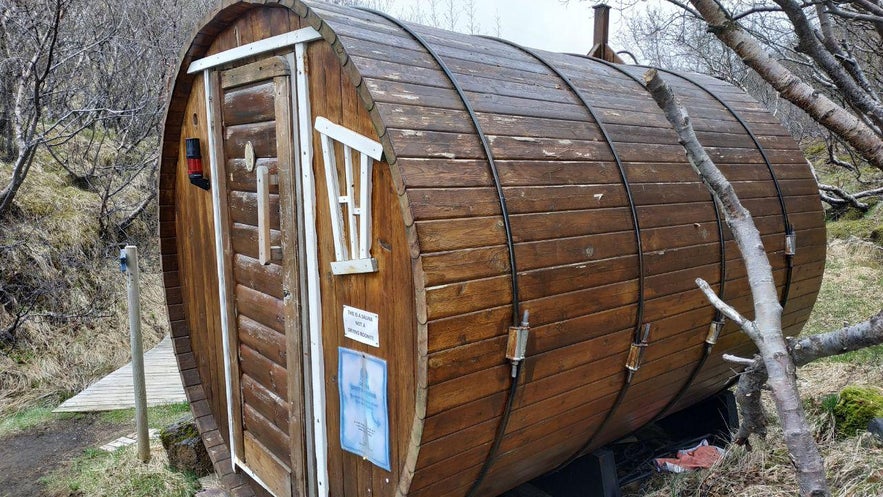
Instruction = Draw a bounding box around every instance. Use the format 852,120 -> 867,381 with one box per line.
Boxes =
186,138 -> 210,190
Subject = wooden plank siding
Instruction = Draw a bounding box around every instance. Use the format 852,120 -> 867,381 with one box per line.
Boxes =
159,2 -> 825,497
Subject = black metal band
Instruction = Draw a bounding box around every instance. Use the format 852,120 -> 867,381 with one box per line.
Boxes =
482,39 -> 651,471
636,67 -> 738,422
356,10 -> 523,497
357,9 -> 521,325
647,67 -> 794,309
482,38 -> 646,339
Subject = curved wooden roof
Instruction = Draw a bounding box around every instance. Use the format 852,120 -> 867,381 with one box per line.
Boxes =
158,2 -> 825,496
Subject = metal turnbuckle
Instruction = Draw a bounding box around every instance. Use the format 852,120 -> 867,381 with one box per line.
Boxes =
706,319 -> 724,345
625,323 -> 651,372
506,311 -> 530,378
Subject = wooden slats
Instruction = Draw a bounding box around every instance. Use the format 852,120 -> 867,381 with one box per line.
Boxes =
239,315 -> 286,367
161,5 -> 828,497
240,343 -> 288,402
242,374 -> 289,432
243,403 -> 291,465
223,81 -> 277,125
243,433 -> 291,497
233,254 -> 283,300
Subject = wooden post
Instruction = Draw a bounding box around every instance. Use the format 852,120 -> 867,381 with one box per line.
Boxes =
124,245 -> 150,463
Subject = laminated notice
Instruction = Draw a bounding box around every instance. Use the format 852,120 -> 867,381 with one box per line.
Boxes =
338,347 -> 390,471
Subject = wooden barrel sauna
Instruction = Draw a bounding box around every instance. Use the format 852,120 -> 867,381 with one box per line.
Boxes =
158,1 -> 826,496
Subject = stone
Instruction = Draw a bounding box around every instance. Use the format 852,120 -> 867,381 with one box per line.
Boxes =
869,418 -> 883,440
160,414 -> 212,477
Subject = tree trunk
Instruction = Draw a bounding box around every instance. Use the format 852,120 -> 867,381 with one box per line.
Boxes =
0,146 -> 37,217
644,68 -> 830,497
687,0 -> 883,171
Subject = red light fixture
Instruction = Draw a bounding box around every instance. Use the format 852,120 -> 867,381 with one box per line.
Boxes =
186,138 -> 210,190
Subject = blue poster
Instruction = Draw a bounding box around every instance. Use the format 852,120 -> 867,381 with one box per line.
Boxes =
338,347 -> 390,471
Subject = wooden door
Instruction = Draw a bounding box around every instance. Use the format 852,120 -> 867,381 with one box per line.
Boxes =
213,56 -> 306,497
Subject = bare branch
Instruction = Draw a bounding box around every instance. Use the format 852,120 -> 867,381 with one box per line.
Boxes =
685,0 -> 883,170
696,278 -> 753,330
723,354 -> 757,366
789,308 -> 883,366
646,67 -> 829,496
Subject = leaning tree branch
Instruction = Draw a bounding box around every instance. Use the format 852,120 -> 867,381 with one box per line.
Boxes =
696,277 -> 753,329
817,183 -> 870,210
774,0 -> 883,131
685,0 -> 883,171
645,67 -> 830,497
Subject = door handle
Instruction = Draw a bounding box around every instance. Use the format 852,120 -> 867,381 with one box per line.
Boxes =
256,164 -> 271,265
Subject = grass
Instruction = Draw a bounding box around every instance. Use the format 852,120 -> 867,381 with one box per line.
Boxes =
630,233 -> 883,496
629,360 -> 883,497
1,147 -> 166,416
0,402 -> 191,438
0,405 -> 75,437
801,239 -> 883,364
99,402 -> 193,428
13,402 -> 205,497
42,439 -> 202,497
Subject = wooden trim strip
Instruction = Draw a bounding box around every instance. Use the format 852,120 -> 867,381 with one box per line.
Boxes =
204,67 -> 242,465
187,27 -> 322,73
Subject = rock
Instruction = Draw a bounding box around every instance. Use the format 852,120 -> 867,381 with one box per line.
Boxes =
869,418 -> 883,440
160,415 -> 212,477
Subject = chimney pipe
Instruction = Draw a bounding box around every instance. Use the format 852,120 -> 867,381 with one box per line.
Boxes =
591,3 -> 619,63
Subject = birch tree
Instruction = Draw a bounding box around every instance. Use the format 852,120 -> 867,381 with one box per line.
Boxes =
645,67 -> 883,497
613,0 -> 883,206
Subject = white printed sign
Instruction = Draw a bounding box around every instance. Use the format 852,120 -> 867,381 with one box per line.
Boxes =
343,305 -> 380,347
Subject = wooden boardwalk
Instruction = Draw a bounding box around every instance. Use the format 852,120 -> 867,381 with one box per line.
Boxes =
54,336 -> 186,412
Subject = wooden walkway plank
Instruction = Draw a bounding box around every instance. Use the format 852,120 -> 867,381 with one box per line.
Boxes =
54,336 -> 187,412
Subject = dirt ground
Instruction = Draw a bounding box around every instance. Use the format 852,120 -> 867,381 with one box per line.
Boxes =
0,413 -> 127,497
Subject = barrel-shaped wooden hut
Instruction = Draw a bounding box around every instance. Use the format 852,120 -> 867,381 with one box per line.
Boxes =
158,2 -> 825,496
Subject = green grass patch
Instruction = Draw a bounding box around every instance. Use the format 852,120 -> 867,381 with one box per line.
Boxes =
0,405 -> 78,437
801,240 -> 883,364
826,202 -> 883,242
1,402 -> 191,439
99,402 -> 192,428
42,439 -> 201,497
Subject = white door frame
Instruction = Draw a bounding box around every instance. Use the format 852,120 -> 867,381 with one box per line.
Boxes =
195,26 -> 329,497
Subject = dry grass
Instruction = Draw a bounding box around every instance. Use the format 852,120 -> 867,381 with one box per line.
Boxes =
628,237 -> 883,496
628,362 -> 883,496
0,160 -> 167,416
